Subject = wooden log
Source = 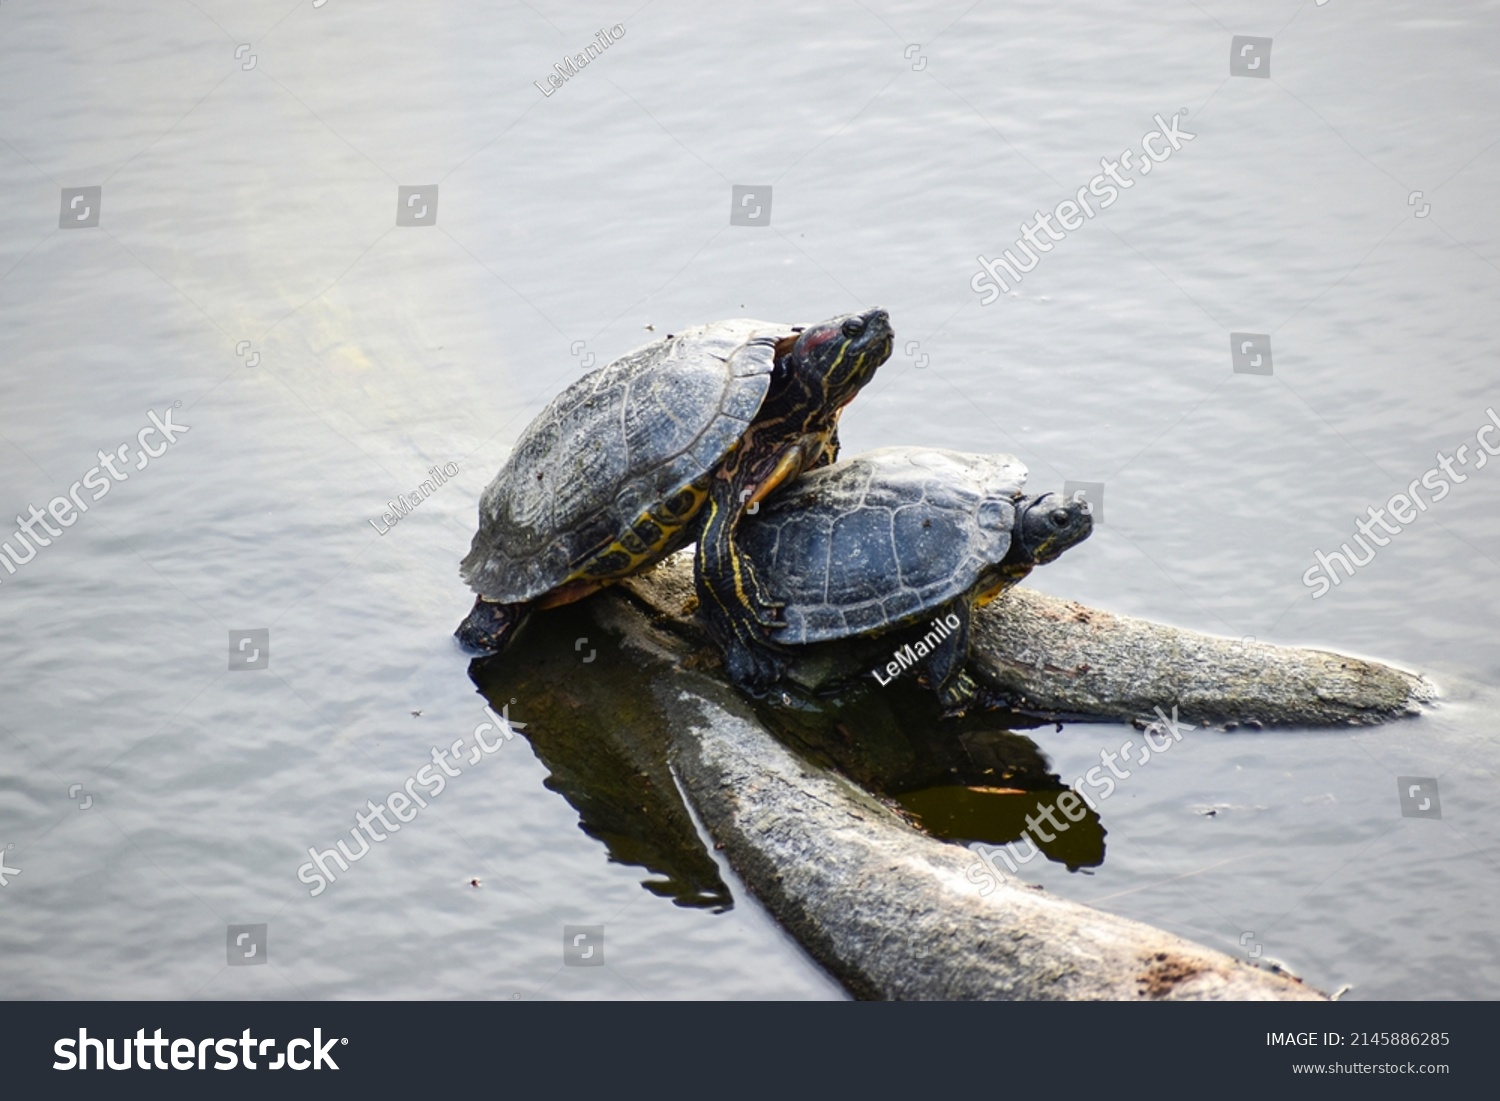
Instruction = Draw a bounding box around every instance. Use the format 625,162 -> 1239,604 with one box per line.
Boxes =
581,586 -> 1325,1000
477,551 -> 1429,998
620,551 -> 1434,728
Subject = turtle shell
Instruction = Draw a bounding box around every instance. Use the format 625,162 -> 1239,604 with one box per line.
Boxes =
738,447 -> 1029,643
461,318 -> 796,602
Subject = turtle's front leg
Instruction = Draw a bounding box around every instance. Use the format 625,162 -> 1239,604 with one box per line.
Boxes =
915,598 -> 987,715
694,477 -> 791,688
719,627 -> 793,693
696,442 -> 807,631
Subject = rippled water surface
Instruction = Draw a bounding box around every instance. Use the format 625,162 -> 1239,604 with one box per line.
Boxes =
2,0 -> 1498,1000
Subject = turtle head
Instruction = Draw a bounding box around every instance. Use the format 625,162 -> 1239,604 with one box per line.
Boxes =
1016,492 -> 1093,565
774,307 -> 893,409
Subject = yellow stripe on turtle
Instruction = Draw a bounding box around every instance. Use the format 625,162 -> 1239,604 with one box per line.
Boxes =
572,478 -> 711,583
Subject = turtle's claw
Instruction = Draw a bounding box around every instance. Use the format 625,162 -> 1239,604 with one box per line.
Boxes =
722,638 -> 790,692
930,671 -> 1007,717
935,673 -> 1012,718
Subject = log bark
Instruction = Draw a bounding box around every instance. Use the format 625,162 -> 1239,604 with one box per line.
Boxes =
620,552 -> 1434,728
665,676 -> 1324,1000
580,583 -> 1326,1000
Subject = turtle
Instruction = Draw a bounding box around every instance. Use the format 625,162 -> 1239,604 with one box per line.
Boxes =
455,308 -> 894,653
726,446 -> 1094,712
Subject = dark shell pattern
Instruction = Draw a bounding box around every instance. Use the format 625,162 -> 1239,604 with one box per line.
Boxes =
737,447 -> 1029,643
461,319 -> 795,603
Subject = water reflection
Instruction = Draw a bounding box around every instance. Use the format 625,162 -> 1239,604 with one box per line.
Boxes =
468,594 -> 1106,915
746,662 -> 1106,873
468,600 -> 734,912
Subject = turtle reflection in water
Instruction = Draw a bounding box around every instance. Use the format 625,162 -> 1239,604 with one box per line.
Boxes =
455,310 -> 893,657
728,447 -> 1094,713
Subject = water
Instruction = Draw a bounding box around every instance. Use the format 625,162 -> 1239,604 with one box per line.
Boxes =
1,0 -> 1497,1000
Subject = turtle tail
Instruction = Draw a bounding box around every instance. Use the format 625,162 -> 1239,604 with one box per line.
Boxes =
454,598 -> 530,654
